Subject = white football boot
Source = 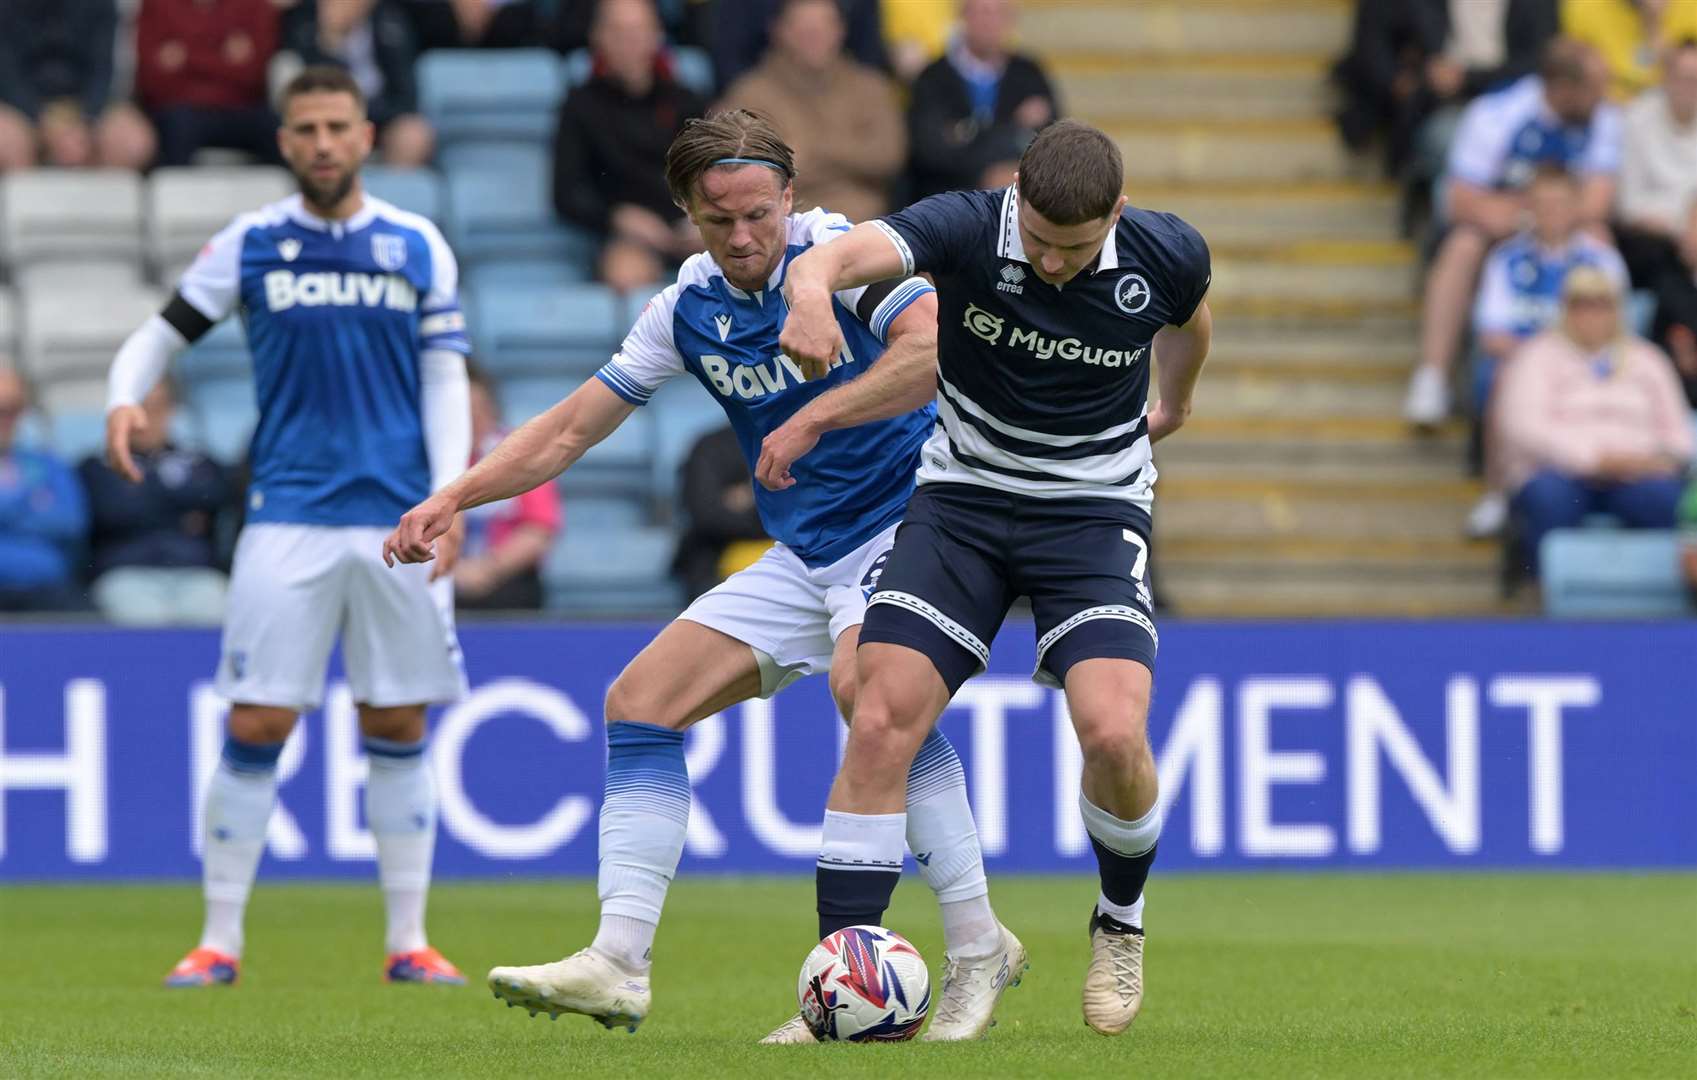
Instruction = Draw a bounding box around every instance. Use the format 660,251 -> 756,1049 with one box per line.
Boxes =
487,949 -> 650,1033
758,1013 -> 817,1045
920,924 -> 1028,1042
1081,910 -> 1144,1036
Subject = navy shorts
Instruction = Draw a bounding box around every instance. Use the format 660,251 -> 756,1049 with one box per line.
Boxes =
860,483 -> 1158,694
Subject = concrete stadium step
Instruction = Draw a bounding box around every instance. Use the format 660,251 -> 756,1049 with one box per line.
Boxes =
1161,535 -> 1497,569
1191,374 -> 1406,417
1161,438 -> 1467,480
1156,487 -> 1477,541
1207,328 -> 1418,373
1157,569 -> 1508,618
1056,55 -> 1331,123
1111,120 -> 1361,185
1019,0 -> 1350,58
1211,250 -> 1414,307
1133,184 -> 1402,245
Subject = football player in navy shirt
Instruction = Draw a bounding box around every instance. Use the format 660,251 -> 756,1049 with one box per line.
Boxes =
386,110 -> 1016,1042
778,119 -> 1214,1037
105,67 -> 473,989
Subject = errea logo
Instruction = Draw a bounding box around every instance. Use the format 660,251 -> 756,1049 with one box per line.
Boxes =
997,263 -> 1025,295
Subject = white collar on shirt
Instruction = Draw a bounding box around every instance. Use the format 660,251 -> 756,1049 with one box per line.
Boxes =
996,185 -> 1120,274
285,192 -> 378,235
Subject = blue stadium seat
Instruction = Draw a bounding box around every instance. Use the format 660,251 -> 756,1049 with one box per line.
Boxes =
187,377 -> 258,464
417,49 -> 564,147
1627,289 -> 1657,338
363,167 -> 445,222
47,410 -> 108,463
560,45 -> 714,98
1541,529 -> 1691,617
543,524 -> 681,615
495,375 -> 574,425
175,319 -> 250,385
565,407 -> 656,497
563,493 -> 650,531
648,379 -> 731,507
436,139 -> 552,180
466,258 -> 592,295
475,283 -> 624,378
444,158 -> 598,267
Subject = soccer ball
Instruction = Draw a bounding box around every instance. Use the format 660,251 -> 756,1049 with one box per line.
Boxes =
797,925 -> 930,1042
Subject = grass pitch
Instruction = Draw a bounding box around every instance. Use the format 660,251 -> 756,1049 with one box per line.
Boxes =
1,874 -> 1692,1078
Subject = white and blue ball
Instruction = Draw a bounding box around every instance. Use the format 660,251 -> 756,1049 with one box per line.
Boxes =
797,925 -> 930,1042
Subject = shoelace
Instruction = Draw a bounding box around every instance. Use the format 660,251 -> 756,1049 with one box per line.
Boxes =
931,953 -> 992,1027
1105,936 -> 1143,1003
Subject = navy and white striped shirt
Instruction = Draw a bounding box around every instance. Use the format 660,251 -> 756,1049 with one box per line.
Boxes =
872,186 -> 1211,510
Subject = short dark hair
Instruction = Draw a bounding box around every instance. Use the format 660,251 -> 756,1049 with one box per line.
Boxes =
664,109 -> 796,209
280,65 -> 367,113
1016,120 -> 1123,226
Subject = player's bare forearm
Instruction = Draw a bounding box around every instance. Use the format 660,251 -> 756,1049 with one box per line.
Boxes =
445,379 -> 634,513
781,225 -> 912,381
386,380 -> 633,567
1148,300 -> 1212,443
757,306 -> 938,491
795,303 -> 937,433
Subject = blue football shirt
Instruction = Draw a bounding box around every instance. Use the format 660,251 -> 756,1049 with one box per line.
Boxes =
595,208 -> 935,568
175,193 -> 472,527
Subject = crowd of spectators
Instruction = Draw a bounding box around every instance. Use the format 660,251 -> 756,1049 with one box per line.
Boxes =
1338,2 -> 1697,587
0,0 -> 1060,616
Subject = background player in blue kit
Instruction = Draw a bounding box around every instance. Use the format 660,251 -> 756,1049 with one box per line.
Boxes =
778,119 -> 1214,1037
384,110 -> 1018,1043
103,68 -> 473,988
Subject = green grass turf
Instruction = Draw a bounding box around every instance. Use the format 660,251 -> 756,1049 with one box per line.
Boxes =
0,875 -> 1693,1078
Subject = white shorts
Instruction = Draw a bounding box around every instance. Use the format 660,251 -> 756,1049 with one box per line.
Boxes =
215,523 -> 467,712
679,522 -> 898,697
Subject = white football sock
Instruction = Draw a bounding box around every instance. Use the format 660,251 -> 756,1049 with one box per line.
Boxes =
199,744 -> 282,958
364,737 -> 437,955
905,728 -> 997,958
594,723 -> 691,974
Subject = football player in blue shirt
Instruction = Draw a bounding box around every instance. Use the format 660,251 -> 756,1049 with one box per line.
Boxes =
104,67 -> 472,989
778,119 -> 1214,1037
384,110 -> 1017,1042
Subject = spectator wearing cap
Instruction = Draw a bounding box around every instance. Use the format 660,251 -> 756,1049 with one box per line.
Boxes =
279,0 -> 436,166
79,379 -> 233,625
553,0 -> 707,294
0,0 -> 157,171
907,0 -> 1059,199
454,365 -> 562,610
1492,265 -> 1694,574
0,368 -> 90,613
1615,39 -> 1697,400
720,0 -> 905,225
1406,37 -> 1620,427
135,0 -> 284,167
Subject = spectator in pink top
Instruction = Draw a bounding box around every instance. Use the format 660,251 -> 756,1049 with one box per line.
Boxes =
1493,264 -> 1694,575
455,364 -> 563,610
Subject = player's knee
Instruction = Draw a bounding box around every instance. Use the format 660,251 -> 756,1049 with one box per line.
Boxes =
358,704 -> 426,743
1074,714 -> 1150,771
227,704 -> 298,745
828,665 -> 858,723
604,673 -> 686,730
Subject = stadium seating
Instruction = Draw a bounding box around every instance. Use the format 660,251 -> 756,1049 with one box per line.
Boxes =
559,45 -> 715,98
362,167 -> 446,223
176,318 -> 252,385
185,376 -> 258,465
21,282 -> 163,391
444,150 -> 598,267
474,282 -> 624,378
147,166 -> 293,278
1541,529 -> 1692,617
648,378 -> 731,508
543,523 -> 681,614
465,258 -> 592,293
418,49 -> 564,148
47,409 -> 109,464
0,169 -> 145,269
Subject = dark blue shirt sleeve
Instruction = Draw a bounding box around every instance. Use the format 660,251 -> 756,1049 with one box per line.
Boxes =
874,190 -> 998,278
1159,213 -> 1212,326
